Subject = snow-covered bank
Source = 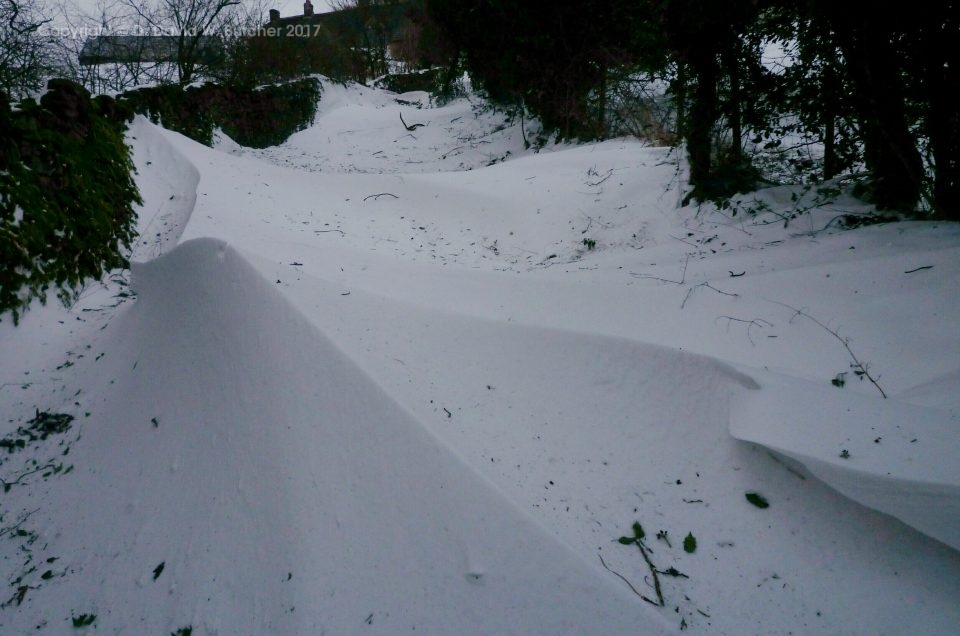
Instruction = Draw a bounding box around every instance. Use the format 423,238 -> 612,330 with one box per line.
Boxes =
2,78 -> 958,635
2,238 -> 671,634
732,370 -> 960,551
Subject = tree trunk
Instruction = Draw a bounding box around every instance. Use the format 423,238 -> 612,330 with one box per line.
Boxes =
597,62 -> 607,138
721,39 -> 742,165
829,13 -> 923,212
687,50 -> 718,194
925,14 -> 960,219
674,62 -> 687,143
821,62 -> 839,180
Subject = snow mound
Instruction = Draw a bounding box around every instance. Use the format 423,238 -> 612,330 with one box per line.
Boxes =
731,370 -> 960,551
5,238 -> 670,635
127,116 -> 198,262
210,127 -> 247,156
248,77 -> 539,174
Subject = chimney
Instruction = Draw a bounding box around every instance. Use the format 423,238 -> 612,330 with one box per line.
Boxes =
304,1 -> 314,16
269,8 -> 280,21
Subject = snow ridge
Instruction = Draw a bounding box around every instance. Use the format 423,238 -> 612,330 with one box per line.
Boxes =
3,238 -> 670,634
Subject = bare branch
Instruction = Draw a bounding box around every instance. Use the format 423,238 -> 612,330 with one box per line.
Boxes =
400,112 -> 424,131
681,281 -> 739,309
631,253 -> 690,285
716,316 -> 773,346
363,192 -> 399,201
773,301 -> 887,398
598,554 -> 660,607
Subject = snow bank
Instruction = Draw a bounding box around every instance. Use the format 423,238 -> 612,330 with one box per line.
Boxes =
731,370 -> 960,550
3,238 -> 670,635
5,79 -> 959,635
127,116 -> 198,262
248,78 -> 539,174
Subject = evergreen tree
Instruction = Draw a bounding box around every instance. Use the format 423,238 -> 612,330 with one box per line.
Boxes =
428,0 -> 958,215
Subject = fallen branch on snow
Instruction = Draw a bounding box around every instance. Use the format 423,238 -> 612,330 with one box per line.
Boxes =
363,193 -> 399,202
598,554 -> 660,607
400,112 -> 424,131
774,301 -> 887,398
716,316 -> 774,346
681,282 -> 739,309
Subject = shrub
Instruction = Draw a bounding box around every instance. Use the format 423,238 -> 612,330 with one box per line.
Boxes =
0,80 -> 140,323
119,78 -> 321,148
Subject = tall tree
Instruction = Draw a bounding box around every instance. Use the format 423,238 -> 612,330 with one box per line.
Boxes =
124,0 -> 238,84
329,0 -> 407,80
0,0 -> 53,97
817,6 -> 924,212
908,3 -> 960,218
658,0 -> 760,199
427,0 -> 651,138
427,0 -> 956,214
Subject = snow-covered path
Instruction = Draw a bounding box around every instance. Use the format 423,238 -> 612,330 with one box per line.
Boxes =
1,79 -> 958,635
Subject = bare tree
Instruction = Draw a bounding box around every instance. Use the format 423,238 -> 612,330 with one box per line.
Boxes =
208,0 -> 269,84
123,0 -> 239,84
50,0 -> 177,93
0,0 -> 53,97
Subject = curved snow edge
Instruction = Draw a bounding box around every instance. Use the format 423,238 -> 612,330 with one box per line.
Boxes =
730,369 -> 960,551
127,116 -> 199,262
112,237 -> 676,634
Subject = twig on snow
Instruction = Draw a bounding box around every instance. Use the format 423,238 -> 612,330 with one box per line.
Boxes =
0,463 -> 60,491
400,112 -> 424,131
632,254 -> 690,285
598,554 -> 661,607
612,523 -> 666,607
0,509 -> 38,539
441,146 -> 464,159
773,301 -> 887,398
681,282 -> 739,309
633,538 -> 665,606
586,169 -> 614,187
363,193 -> 399,202
716,316 -> 774,346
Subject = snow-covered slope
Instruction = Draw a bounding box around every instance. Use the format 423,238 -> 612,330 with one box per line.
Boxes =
1,238 -> 670,634
237,82 -> 539,174
732,370 -> 960,550
1,77 -> 958,635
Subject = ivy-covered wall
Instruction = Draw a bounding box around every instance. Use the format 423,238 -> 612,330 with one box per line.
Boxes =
0,79 -> 140,323
0,77 -> 322,322
119,78 -> 322,148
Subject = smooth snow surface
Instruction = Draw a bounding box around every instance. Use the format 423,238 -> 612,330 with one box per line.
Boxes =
2,238 -> 669,634
2,77 -> 959,635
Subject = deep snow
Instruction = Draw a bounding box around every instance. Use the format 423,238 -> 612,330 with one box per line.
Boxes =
1,78 -> 958,635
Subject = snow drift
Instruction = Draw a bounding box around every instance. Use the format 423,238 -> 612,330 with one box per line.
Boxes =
3,77 -> 958,635
731,371 -> 960,551
127,117 -> 199,261
3,238 -> 670,635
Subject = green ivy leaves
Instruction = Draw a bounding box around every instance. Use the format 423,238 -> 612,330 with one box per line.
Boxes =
745,492 -> 770,508
1,82 -> 140,323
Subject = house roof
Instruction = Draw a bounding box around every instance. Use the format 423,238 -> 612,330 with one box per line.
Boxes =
78,36 -> 223,66
267,2 -> 409,39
